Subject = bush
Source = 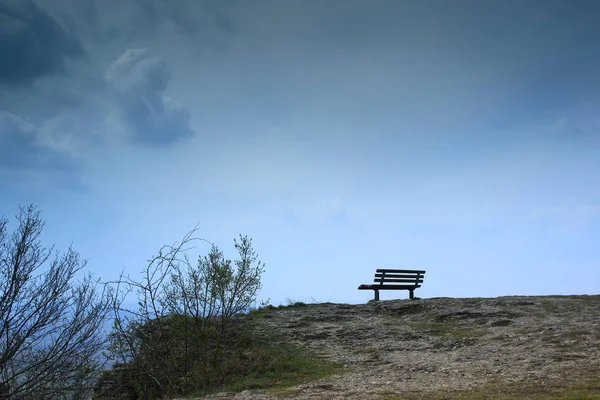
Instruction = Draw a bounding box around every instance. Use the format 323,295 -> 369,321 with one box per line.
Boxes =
102,231 -> 266,399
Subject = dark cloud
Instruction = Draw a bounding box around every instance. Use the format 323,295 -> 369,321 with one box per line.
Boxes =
153,0 -> 239,38
32,0 -> 239,54
105,49 -> 194,145
0,112 -> 76,171
107,0 -> 238,43
0,0 -> 84,86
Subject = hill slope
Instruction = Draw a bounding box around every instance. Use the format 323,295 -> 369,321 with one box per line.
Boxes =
202,295 -> 600,399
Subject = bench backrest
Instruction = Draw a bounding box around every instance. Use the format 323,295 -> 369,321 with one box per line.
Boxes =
375,269 -> 425,286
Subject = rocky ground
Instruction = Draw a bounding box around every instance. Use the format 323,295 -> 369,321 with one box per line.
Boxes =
200,295 -> 600,399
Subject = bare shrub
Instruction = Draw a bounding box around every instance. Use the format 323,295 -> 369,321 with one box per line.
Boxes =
104,230 -> 265,398
0,205 -> 111,400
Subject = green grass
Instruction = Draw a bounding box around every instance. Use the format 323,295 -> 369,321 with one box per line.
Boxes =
284,301 -> 308,308
380,377 -> 600,399
219,340 -> 344,394
100,308 -> 344,400
248,300 -> 311,319
172,312 -> 345,397
248,306 -> 276,319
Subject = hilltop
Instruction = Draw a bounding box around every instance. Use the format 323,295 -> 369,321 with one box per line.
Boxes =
200,295 -> 600,399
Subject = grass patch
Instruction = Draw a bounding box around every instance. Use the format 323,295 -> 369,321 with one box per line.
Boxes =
221,339 -> 344,393
381,377 -> 600,399
189,311 -> 345,396
248,304 -> 277,318
280,301 -> 308,309
98,309 -> 344,399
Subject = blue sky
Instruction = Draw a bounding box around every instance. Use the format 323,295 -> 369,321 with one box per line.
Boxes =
1,0 -> 599,304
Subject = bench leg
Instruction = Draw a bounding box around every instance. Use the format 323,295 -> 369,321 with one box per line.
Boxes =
374,290 -> 379,301
409,290 -> 414,300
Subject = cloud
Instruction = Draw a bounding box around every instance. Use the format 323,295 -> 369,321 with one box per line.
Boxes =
147,0 -> 239,46
105,49 -> 194,145
0,0 -> 84,86
0,111 -> 77,171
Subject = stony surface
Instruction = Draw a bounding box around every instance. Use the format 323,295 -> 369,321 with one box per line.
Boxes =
198,295 -> 600,399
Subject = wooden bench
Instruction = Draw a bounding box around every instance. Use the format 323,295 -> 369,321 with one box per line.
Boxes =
358,269 -> 426,301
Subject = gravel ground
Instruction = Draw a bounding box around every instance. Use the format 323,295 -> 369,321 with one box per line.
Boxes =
199,295 -> 600,399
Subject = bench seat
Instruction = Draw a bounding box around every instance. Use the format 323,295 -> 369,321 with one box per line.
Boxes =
358,284 -> 421,291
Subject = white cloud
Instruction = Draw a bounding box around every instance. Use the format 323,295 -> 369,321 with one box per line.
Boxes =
0,111 -> 77,170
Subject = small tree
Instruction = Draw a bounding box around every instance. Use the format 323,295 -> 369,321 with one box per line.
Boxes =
0,205 -> 111,400
165,236 -> 265,390
106,230 -> 265,398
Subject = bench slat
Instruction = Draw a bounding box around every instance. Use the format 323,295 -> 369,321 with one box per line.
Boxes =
374,278 -> 424,283
376,269 -> 426,274
375,273 -> 423,279
359,284 -> 422,290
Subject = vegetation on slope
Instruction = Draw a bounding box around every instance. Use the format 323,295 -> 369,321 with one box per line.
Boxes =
94,311 -> 342,399
94,231 -> 342,399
